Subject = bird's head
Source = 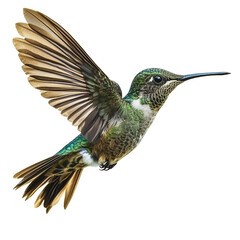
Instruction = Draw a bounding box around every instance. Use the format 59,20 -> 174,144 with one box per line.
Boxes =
124,68 -> 229,111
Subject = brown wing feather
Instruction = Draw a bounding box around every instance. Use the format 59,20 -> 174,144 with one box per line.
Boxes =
14,8 -> 123,142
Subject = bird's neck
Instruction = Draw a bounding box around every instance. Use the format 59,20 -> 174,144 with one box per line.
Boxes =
124,88 -> 157,117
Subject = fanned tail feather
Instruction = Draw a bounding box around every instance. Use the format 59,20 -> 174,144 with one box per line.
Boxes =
14,155 -> 83,213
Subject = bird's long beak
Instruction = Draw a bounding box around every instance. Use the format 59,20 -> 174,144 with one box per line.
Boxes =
179,72 -> 230,81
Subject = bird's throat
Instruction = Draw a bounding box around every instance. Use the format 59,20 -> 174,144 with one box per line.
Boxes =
131,98 -> 156,119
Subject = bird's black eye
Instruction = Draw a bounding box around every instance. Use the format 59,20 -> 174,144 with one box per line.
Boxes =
152,75 -> 165,85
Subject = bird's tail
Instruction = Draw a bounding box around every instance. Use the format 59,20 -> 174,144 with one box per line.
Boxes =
13,154 -> 84,213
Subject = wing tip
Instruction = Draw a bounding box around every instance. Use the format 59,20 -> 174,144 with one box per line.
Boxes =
15,22 -> 22,31
23,8 -> 35,15
23,8 -> 41,24
12,37 -> 25,51
15,22 -> 28,36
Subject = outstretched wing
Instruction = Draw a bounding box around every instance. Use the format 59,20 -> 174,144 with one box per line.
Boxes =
13,8 -> 123,142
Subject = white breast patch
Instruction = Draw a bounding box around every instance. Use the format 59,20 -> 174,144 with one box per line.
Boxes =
131,99 -> 153,118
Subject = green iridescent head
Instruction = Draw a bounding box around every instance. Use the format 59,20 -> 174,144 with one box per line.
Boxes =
124,68 -> 230,110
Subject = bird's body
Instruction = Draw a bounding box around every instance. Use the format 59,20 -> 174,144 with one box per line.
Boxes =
13,8 -> 229,212
57,97 -> 156,168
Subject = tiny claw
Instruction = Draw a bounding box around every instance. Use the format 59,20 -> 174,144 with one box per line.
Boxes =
99,160 -> 109,171
108,163 -> 117,170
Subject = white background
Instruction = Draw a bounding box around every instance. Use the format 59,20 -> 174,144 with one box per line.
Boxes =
1,0 -> 239,239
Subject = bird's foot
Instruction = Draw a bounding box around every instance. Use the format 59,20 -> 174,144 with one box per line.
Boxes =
99,160 -> 117,171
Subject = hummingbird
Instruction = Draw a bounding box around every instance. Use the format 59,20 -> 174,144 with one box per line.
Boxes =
13,8 -> 230,213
